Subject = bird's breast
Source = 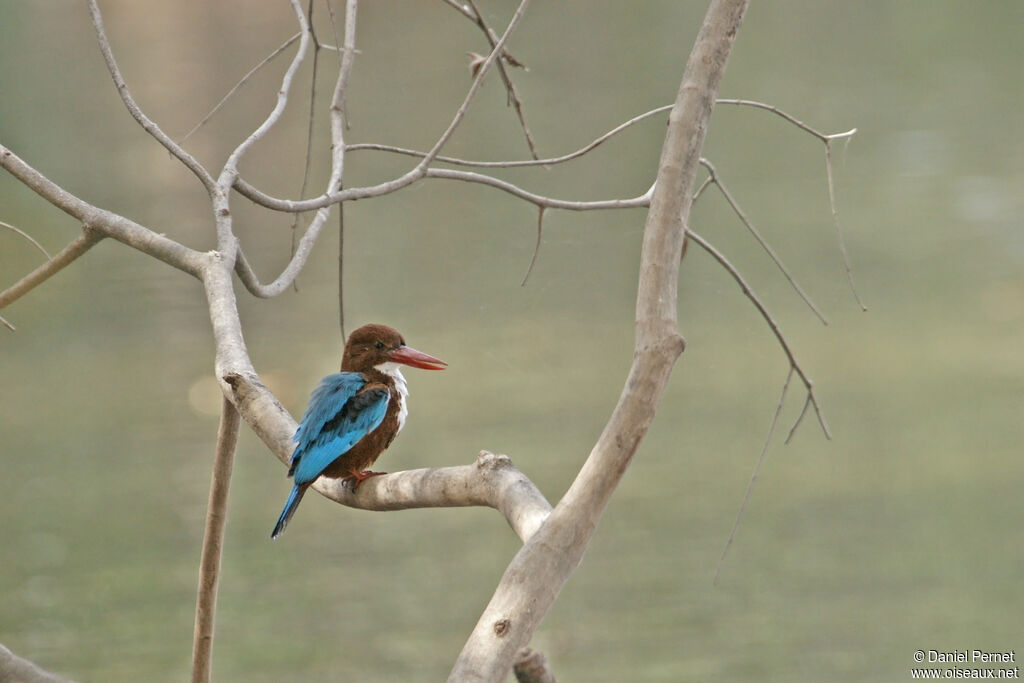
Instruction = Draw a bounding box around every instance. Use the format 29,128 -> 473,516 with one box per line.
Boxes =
375,362 -> 409,434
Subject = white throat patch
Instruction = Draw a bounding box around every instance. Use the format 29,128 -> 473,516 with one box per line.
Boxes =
374,362 -> 409,434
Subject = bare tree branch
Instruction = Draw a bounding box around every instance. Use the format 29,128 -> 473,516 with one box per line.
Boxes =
0,230 -> 104,310
698,158 -> 828,324
0,145 -> 205,278
86,0 -> 216,194
717,98 -> 864,308
686,229 -> 831,438
1,219 -> 52,259
513,648 -> 556,683
824,139 -> 867,310
221,373 -> 552,543
231,0 -> 531,218
181,32 -> 303,143
1,4 -> 860,681
449,2 -> 747,679
0,644 -> 74,683
464,0 -> 540,159
426,168 -> 652,210
717,98 -> 857,142
212,0 -> 311,262
191,397 -> 241,683
520,206 -> 545,286
347,104 -> 674,168
331,0 -> 359,338
443,0 -> 526,65
714,366 -> 793,586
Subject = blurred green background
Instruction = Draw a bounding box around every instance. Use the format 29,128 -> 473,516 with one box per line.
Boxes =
2,1 -> 1022,681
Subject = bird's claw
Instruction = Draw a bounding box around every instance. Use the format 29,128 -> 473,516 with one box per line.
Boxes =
342,469 -> 386,491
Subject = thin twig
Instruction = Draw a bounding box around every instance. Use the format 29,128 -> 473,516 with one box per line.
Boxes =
698,158 -> 828,325
520,206 -> 545,286
692,174 -> 714,202
219,0 -> 311,186
338,193 -> 346,340
288,4 -> 323,292
825,141 -> 866,310
231,0 -> 530,296
181,32 -> 302,142
333,0 -> 358,342
785,393 -> 812,444
442,0 -> 528,69
717,98 -> 864,309
716,98 -> 857,143
687,229 -> 831,439
347,105 -> 674,168
86,0 -> 216,194
426,168 -> 651,210
0,315 -> 14,332
236,97 -> 651,214
714,366 -> 793,586
465,0 -> 540,159
1,220 -> 52,259
0,144 -> 205,277
191,396 -> 241,683
211,0 -> 312,267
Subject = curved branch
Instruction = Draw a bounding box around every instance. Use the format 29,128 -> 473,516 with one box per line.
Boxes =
449,1 -> 747,679
0,145 -> 205,278
211,0 -> 312,264
218,0 -> 311,188
347,104 -> 674,169
717,98 -> 864,309
426,168 -> 652,210
698,158 -> 828,324
181,32 -> 302,143
1,220 -> 52,259
220,372 -> 551,543
231,0 -> 532,218
0,644 -> 71,683
86,0 -> 216,194
686,229 -> 830,437
318,452 -> 553,544
716,98 -> 857,142
464,0 -> 540,159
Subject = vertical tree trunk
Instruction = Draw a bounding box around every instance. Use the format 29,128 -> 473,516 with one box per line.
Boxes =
447,0 -> 749,680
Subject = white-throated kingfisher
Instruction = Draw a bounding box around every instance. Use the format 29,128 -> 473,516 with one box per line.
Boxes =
271,323 -> 446,538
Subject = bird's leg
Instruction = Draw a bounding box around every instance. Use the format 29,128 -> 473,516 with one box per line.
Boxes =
343,468 -> 387,491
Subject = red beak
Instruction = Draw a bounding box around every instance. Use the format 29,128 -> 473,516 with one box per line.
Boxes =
389,345 -> 447,370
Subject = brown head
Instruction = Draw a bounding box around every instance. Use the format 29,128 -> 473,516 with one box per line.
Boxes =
341,323 -> 447,374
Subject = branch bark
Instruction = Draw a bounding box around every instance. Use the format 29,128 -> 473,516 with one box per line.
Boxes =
448,1 -> 748,680
222,372 -> 552,543
0,144 -> 205,279
190,397 -> 241,683
0,644 -> 74,683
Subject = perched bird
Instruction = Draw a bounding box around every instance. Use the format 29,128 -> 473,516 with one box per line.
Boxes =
271,323 -> 446,538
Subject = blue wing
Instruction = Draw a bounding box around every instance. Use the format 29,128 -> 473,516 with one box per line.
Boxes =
289,372 -> 389,485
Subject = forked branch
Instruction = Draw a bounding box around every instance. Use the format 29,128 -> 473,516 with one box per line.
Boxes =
449,1 -> 748,679
86,0 -> 215,194
686,229 -> 830,438
718,98 -> 864,309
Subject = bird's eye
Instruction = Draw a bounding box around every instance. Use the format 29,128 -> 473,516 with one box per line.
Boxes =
374,341 -> 385,350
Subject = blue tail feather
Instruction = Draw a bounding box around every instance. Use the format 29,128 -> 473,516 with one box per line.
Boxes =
271,484 -> 306,539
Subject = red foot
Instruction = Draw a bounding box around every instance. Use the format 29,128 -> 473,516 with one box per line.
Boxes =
343,469 -> 386,491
